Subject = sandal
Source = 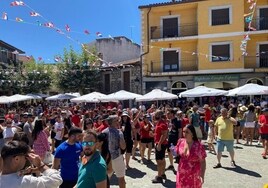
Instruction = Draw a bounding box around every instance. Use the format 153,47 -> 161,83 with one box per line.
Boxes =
213,163 -> 222,169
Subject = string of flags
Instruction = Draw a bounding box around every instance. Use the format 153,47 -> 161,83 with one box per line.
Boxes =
1,1 -> 116,65
241,0 -> 258,56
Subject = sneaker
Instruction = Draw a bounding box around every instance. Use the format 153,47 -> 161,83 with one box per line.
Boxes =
161,174 -> 167,180
152,176 -> 163,183
231,161 -> 236,167
213,163 -> 222,169
166,165 -> 175,171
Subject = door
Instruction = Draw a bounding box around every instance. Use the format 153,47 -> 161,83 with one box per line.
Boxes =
163,18 -> 178,38
260,8 -> 268,30
123,71 -> 130,91
163,51 -> 179,72
259,44 -> 268,67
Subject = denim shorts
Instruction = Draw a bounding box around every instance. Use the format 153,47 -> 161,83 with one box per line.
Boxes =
216,139 -> 234,153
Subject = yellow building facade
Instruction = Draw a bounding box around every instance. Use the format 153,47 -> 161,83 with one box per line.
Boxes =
139,0 -> 268,94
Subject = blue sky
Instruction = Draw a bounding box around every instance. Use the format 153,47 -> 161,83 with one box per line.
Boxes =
0,0 -> 165,63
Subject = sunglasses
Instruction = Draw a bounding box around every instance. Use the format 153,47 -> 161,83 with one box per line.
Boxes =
82,141 -> 95,147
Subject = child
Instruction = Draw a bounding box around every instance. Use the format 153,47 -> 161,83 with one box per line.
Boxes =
207,120 -> 216,154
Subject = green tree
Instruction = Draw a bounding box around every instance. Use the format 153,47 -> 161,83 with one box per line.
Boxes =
21,59 -> 53,94
56,46 -> 101,94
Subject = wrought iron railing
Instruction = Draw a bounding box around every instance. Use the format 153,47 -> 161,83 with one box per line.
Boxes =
150,23 -> 198,39
244,56 -> 268,68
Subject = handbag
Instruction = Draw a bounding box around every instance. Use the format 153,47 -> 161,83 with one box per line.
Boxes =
43,151 -> 53,165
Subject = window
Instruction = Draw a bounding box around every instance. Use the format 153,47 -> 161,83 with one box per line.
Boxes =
163,50 -> 179,72
210,43 -> 232,62
210,6 -> 231,26
162,17 -> 178,38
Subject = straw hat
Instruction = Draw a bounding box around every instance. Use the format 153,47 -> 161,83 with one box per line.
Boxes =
239,106 -> 248,112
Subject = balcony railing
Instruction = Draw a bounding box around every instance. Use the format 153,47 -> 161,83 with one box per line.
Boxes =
244,17 -> 268,31
244,56 -> 268,68
147,59 -> 198,74
150,23 -> 198,39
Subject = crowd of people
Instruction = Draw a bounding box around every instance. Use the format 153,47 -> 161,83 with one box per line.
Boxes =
0,97 -> 267,188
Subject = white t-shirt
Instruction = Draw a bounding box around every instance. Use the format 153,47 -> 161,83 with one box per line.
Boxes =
3,127 -> 17,139
54,122 -> 64,140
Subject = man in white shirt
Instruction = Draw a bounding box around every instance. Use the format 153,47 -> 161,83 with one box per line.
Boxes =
54,115 -> 64,149
3,118 -> 21,143
0,140 -> 62,188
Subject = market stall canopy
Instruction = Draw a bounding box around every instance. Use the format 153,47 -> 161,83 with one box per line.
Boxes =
136,89 -> 178,102
227,83 -> 268,96
70,92 -> 107,103
46,93 -> 80,101
26,94 -> 43,100
100,90 -> 142,102
0,96 -> 13,104
8,94 -> 34,102
179,86 -> 228,98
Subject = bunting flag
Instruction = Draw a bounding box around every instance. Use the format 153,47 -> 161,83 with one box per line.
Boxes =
54,57 -> 61,62
84,30 -> 90,35
65,24 -> 70,32
43,22 -> 54,28
30,12 -> 40,17
108,35 -> 114,40
241,0 -> 258,55
15,17 -> 23,22
36,20 -> 42,26
96,32 -> 102,37
10,1 -> 24,6
2,12 -> 8,20
38,57 -> 42,61
56,29 -> 64,34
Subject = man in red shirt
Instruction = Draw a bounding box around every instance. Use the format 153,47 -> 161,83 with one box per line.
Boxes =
204,104 -> 211,135
152,110 -> 168,184
71,110 -> 81,128
258,108 -> 268,159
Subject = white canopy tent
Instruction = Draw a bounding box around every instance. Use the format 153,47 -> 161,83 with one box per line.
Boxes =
8,94 -> 34,103
99,90 -> 142,102
70,92 -> 107,103
46,93 -> 80,101
26,94 -> 43,100
227,83 -> 268,96
0,96 -> 13,104
179,86 -> 228,98
136,89 -> 178,102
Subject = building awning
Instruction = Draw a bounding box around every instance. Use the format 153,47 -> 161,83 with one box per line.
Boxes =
195,81 -> 238,89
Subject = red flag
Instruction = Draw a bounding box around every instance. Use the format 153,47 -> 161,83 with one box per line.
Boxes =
96,32 -> 102,37
10,1 -> 24,6
30,12 -> 40,17
56,29 -> 64,34
84,30 -> 90,35
44,22 -> 54,28
65,24 -> 71,32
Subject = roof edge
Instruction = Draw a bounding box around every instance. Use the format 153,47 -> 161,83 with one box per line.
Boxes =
139,0 -> 205,9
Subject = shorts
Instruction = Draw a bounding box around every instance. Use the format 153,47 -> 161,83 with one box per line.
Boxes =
260,134 -> 268,140
244,122 -> 255,128
134,133 -> 141,141
194,126 -> 203,139
55,139 -> 62,148
51,131 -> 56,139
239,120 -> 245,128
111,155 -> 125,178
125,139 -> 133,153
155,144 -> 167,160
141,138 -> 153,144
216,139 -> 234,153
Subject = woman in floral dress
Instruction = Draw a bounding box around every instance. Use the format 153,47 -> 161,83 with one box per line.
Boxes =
175,124 -> 207,188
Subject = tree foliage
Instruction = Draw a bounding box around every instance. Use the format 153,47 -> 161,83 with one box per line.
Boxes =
56,46 -> 101,94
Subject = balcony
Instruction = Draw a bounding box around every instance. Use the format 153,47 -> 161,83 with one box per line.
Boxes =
150,23 -> 198,40
146,59 -> 198,76
244,17 -> 268,31
244,56 -> 268,69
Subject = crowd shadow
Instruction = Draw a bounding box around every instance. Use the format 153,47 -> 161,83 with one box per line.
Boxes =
222,165 -> 262,178
126,167 -> 146,178
145,160 -> 157,171
162,178 -> 176,187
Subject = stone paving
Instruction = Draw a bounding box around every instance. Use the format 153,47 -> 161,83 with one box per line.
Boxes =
110,141 -> 268,188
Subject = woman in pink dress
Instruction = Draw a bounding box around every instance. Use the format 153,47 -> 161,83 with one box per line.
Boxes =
174,124 -> 207,188
32,119 -> 50,160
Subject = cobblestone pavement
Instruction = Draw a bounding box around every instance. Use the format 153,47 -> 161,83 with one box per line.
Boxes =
110,141 -> 268,188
